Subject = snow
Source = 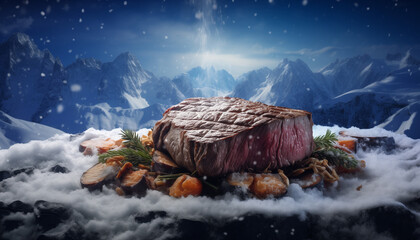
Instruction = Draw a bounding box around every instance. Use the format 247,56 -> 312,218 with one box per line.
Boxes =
0,111 -> 63,149
123,92 -> 149,109
0,126 -> 419,239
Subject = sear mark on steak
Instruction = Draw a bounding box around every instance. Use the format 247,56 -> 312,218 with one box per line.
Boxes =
153,97 -> 314,177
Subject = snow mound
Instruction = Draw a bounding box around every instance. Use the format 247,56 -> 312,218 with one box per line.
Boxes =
0,111 -> 63,149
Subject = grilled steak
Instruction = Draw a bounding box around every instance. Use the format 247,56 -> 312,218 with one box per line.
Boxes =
153,97 -> 314,177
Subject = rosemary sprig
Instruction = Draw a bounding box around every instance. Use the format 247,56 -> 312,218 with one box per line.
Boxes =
312,130 -> 359,169
121,129 -> 146,151
156,173 -> 188,181
313,129 -> 338,151
98,129 -> 152,166
313,148 -> 359,169
98,148 -> 152,166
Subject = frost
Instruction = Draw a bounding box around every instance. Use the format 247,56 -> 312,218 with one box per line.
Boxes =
70,84 -> 82,92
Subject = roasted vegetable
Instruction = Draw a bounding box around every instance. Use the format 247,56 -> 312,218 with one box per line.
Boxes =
116,162 -> 133,179
152,150 -> 181,174
119,169 -> 151,197
79,138 -> 123,155
80,162 -> 120,191
169,174 -> 202,198
337,139 -> 357,153
291,173 -> 322,189
249,173 -> 288,199
227,172 -> 254,188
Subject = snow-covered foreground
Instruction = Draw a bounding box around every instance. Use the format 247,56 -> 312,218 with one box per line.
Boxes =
0,126 -> 419,239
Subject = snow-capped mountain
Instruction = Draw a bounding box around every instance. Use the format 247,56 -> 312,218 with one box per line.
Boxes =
320,55 -> 392,96
1,33 -> 419,140
0,33 -> 66,123
173,66 -> 236,97
0,110 -> 63,149
386,50 -> 420,69
0,33 -> 186,133
314,66 -> 420,138
63,52 -> 183,109
378,101 -> 420,138
231,67 -> 271,100
244,59 -> 331,111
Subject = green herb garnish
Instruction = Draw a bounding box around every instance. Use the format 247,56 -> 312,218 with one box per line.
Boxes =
98,129 -> 152,166
313,130 -> 359,169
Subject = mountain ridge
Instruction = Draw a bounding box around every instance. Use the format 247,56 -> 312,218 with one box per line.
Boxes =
0,32 -> 419,139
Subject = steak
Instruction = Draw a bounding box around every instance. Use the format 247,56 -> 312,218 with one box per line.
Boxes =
152,97 -> 314,177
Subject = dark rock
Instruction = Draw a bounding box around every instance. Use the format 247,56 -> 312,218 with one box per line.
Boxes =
0,202 -> 11,219
134,211 -> 167,223
7,200 -> 34,214
3,219 -> 25,231
49,165 -> 69,174
0,171 -> 12,181
219,214 -> 313,240
12,167 -> 35,176
365,205 -> 419,240
34,200 -> 71,232
173,219 -> 216,240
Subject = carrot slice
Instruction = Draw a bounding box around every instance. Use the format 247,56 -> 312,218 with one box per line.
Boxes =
337,139 -> 357,153
116,162 -> 133,179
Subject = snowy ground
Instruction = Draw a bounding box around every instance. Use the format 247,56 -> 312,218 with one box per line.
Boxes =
0,126 -> 419,239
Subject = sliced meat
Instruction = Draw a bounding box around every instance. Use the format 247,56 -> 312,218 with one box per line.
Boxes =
153,97 -> 314,177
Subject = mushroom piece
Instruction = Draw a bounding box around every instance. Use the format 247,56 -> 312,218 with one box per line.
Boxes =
169,174 -> 202,198
152,150 -> 181,174
80,162 -> 120,191
249,173 -> 288,199
119,169 -> 152,197
79,138 -> 123,155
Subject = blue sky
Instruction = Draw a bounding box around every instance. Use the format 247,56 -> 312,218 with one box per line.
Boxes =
0,0 -> 419,77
